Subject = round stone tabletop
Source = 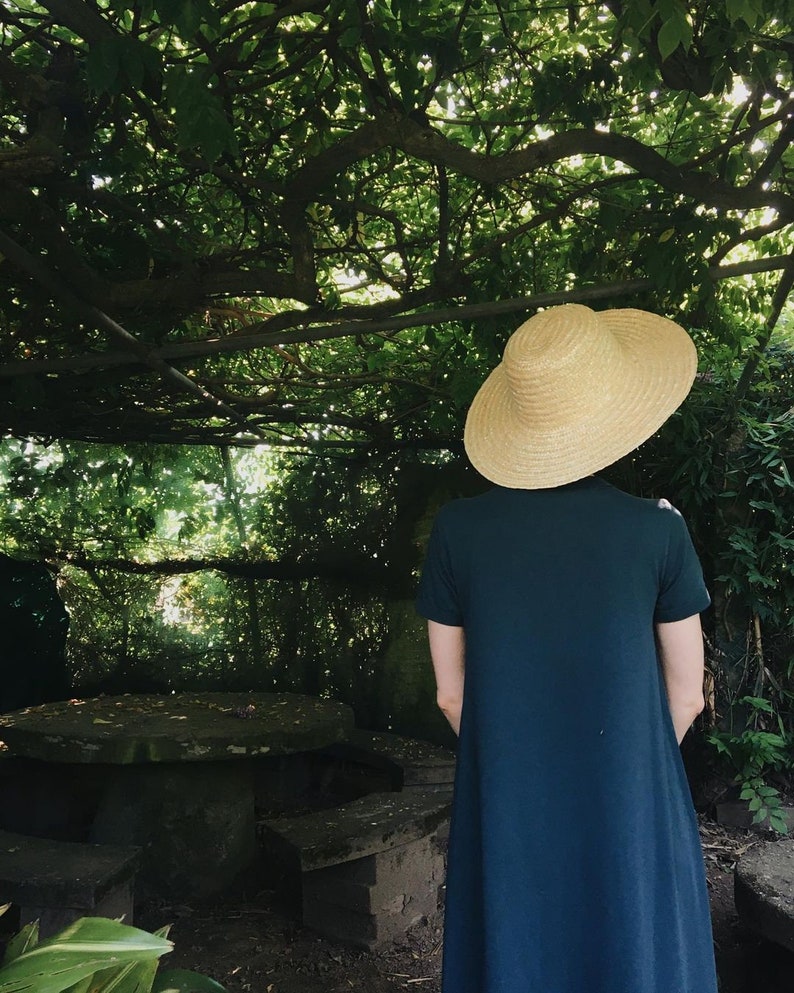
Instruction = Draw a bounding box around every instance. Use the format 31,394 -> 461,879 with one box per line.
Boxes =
0,692 -> 356,764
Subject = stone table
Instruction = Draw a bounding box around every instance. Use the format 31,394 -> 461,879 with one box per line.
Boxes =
734,839 -> 794,953
0,692 -> 355,899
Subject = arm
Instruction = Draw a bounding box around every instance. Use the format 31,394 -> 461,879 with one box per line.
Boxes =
427,619 -> 465,736
655,614 -> 706,745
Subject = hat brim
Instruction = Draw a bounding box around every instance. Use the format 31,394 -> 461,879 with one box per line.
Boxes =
463,309 -> 697,489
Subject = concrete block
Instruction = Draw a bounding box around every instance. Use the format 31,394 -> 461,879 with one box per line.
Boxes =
303,836 -> 445,915
301,834 -> 445,948
304,883 -> 439,950
735,839 -> 794,953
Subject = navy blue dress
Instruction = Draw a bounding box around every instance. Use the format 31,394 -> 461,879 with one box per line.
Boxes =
416,477 -> 717,993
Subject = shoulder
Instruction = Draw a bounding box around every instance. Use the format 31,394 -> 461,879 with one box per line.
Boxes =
655,496 -> 683,515
649,497 -> 691,537
595,484 -> 694,548
433,489 -> 497,524
601,482 -> 686,519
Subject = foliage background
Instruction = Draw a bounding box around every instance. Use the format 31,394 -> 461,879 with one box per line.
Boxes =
0,1 -> 792,802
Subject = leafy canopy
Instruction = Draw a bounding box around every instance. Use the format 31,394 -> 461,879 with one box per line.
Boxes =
0,0 -> 792,446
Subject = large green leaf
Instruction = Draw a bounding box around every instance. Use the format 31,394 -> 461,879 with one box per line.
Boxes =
78,925 -> 172,993
1,923 -> 39,968
0,919 -> 172,993
80,956 -> 160,993
152,970 -> 226,993
62,977 -> 93,993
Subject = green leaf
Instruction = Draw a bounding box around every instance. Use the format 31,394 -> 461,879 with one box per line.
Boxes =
86,37 -> 161,95
164,67 -> 237,162
423,327 -> 439,349
85,955 -> 160,993
657,12 -> 690,60
153,969 -> 227,992
86,39 -> 124,94
64,976 -> 96,993
725,0 -> 760,27
2,923 -> 39,967
740,695 -> 774,713
0,918 -> 172,993
338,26 -> 361,47
154,0 -> 219,35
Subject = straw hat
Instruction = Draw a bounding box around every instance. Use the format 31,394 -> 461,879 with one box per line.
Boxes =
463,303 -> 697,489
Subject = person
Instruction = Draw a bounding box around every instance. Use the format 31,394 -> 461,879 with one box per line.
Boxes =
416,304 -> 717,993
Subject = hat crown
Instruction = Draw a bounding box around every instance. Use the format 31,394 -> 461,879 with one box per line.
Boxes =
462,303 -> 697,489
503,305 -> 622,425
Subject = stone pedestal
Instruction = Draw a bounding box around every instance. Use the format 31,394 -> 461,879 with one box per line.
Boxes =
302,835 -> 445,950
735,840 -> 794,953
90,761 -> 255,899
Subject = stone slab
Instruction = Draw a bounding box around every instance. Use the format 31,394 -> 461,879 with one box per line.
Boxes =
0,828 -> 138,908
734,839 -> 794,953
260,788 -> 452,871
321,730 -> 456,787
305,833 -> 445,887
0,692 -> 355,764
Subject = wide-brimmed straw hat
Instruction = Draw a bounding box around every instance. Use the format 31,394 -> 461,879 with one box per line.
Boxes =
463,303 -> 697,489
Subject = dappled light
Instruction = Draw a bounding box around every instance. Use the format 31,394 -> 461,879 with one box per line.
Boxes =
1,2 -> 793,990
0,0 -> 791,449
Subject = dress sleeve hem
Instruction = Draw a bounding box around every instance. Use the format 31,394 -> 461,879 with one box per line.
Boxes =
654,593 -> 711,624
415,599 -> 464,627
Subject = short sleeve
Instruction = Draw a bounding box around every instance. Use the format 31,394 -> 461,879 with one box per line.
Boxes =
416,512 -> 464,626
654,506 -> 710,623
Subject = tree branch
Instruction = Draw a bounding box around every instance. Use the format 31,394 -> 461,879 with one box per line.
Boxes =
0,226 -> 266,438
62,551 -> 390,586
1,256 -> 789,378
391,116 -> 794,217
37,0 -> 117,45
734,254 -> 794,402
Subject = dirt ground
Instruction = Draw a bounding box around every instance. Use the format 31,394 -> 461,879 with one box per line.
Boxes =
136,817 -> 793,993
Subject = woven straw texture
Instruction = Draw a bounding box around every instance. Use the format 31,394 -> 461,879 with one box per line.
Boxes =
463,304 -> 697,488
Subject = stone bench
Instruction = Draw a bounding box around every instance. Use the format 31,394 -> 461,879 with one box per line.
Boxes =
0,829 -> 139,938
260,788 -> 452,950
319,728 -> 456,792
734,839 -> 794,953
